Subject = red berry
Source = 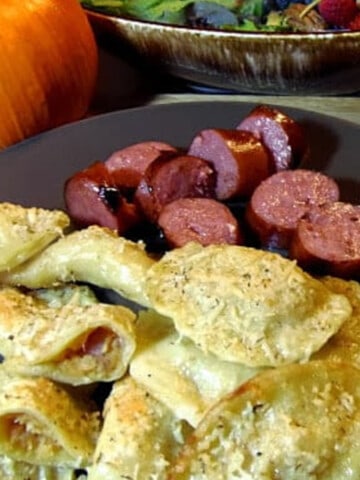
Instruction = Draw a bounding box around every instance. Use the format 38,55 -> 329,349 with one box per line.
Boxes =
319,0 -> 358,27
348,12 -> 360,29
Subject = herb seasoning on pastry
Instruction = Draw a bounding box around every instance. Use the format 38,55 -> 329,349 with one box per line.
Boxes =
145,242 -> 351,367
130,309 -> 262,427
169,360 -> 360,480
0,369 -> 100,468
312,276 -> 360,366
87,376 -> 191,480
0,225 -> 155,307
0,202 -> 69,272
0,286 -> 136,385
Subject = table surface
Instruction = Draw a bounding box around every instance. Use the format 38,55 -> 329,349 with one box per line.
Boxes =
90,44 -> 360,126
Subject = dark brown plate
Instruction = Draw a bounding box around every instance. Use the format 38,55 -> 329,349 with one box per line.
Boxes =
0,101 -> 359,209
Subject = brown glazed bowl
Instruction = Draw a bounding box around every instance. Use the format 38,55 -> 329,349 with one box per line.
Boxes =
85,9 -> 360,96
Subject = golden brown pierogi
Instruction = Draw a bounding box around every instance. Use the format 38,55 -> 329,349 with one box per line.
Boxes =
169,360 -> 360,480
146,243 -> 351,367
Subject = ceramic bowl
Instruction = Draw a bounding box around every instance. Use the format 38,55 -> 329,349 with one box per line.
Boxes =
84,9 -> 360,96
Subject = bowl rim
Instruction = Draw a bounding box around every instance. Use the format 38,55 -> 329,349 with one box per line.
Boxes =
84,7 -> 360,39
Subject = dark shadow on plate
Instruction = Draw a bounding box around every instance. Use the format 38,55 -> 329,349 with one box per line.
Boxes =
336,177 -> 360,204
298,119 -> 340,172
90,285 -> 145,313
298,117 -> 360,203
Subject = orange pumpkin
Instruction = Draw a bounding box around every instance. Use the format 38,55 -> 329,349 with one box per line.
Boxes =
0,0 -> 98,149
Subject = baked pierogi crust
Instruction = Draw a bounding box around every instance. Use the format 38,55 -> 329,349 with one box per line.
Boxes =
0,202 -> 69,272
169,361 -> 360,480
130,309 -> 261,427
313,276 -> 360,366
0,226 -> 155,307
0,370 -> 100,468
88,376 -> 191,480
146,242 -> 351,366
0,286 -> 136,385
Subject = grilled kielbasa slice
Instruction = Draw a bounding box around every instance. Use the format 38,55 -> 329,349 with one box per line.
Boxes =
290,202 -> 360,278
105,141 -> 178,188
64,161 -> 141,234
135,154 -> 217,223
188,128 -> 271,200
246,169 -> 340,250
236,104 -> 308,171
158,197 -> 243,248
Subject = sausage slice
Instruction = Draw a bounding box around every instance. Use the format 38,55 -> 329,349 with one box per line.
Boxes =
135,154 -> 217,223
188,129 -> 271,200
236,104 -> 308,171
290,202 -> 360,278
64,161 -> 141,234
158,197 -> 243,248
246,169 -> 340,250
105,141 -> 178,188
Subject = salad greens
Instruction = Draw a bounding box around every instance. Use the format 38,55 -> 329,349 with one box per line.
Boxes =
80,0 -> 281,30
79,0 -> 320,32
81,0 -> 190,24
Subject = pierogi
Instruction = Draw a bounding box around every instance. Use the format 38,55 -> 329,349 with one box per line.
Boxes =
0,225 -> 155,307
0,202 -> 69,272
169,360 -> 360,480
0,286 -> 136,385
313,276 -> 360,366
0,202 -> 359,478
88,376 -> 191,480
145,242 -> 351,366
130,309 -> 262,427
0,368 -> 100,468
